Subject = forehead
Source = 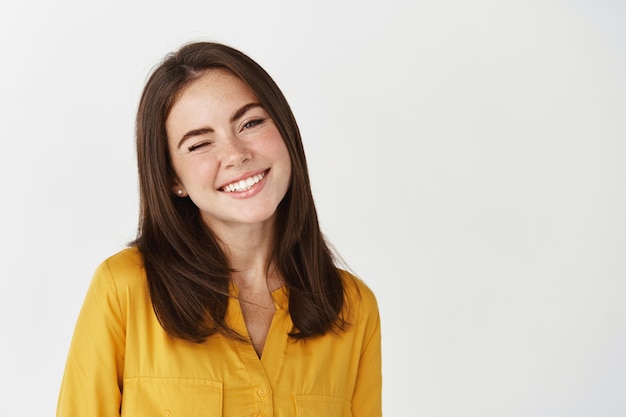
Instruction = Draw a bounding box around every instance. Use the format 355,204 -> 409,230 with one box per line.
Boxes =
174,68 -> 256,109
166,69 -> 259,136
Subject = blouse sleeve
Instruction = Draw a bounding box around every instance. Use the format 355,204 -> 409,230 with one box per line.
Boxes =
351,282 -> 383,417
57,260 -> 126,417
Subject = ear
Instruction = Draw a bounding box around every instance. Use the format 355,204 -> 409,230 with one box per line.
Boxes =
171,179 -> 188,197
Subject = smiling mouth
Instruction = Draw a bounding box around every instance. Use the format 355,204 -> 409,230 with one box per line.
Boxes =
220,170 -> 268,193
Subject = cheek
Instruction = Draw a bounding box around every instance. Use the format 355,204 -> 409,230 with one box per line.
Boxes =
284,150 -> 293,178
277,146 -> 293,193
255,130 -> 292,170
280,141 -> 293,177
271,136 -> 292,168
175,157 -> 220,188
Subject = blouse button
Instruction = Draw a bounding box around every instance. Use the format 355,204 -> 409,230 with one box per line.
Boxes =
164,411 -> 172,417
257,387 -> 268,397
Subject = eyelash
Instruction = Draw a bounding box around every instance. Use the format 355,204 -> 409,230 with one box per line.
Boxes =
243,118 -> 264,130
188,142 -> 210,152
187,118 -> 264,152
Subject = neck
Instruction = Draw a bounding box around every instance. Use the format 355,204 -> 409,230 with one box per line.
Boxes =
206,217 -> 280,291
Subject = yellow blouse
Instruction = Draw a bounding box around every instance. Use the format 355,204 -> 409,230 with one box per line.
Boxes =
57,247 -> 382,417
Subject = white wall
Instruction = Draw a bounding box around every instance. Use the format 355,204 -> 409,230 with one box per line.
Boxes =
1,0 -> 625,415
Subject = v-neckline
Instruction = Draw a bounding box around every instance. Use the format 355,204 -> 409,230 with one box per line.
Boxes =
225,285 -> 292,382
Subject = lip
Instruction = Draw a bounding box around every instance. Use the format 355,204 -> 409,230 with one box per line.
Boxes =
217,168 -> 270,191
221,171 -> 268,199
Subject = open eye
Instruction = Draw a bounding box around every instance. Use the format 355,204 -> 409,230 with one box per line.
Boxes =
242,118 -> 264,130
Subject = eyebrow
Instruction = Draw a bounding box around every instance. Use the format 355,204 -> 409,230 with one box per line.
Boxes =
176,102 -> 264,150
231,102 -> 263,124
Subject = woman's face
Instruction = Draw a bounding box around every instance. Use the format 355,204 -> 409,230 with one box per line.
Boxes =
166,69 -> 292,234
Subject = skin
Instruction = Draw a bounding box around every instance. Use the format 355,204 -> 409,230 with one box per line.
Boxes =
166,69 -> 292,356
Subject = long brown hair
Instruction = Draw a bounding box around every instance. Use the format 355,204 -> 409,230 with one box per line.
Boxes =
133,42 -> 347,343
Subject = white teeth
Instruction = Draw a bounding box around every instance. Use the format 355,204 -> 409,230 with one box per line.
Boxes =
222,171 -> 266,193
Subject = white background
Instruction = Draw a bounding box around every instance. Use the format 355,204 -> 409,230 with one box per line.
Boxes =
1,0 -> 625,416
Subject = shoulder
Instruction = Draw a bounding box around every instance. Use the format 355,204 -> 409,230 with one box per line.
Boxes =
100,246 -> 144,274
338,269 -> 379,316
91,246 -> 146,291
77,247 -> 148,322
337,269 -> 381,347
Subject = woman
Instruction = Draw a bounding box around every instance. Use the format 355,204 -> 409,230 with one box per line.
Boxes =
57,41 -> 382,417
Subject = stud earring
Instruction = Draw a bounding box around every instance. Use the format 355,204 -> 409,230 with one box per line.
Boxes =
177,189 -> 184,196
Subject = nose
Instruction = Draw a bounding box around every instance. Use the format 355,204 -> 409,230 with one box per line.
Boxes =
221,136 -> 252,168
